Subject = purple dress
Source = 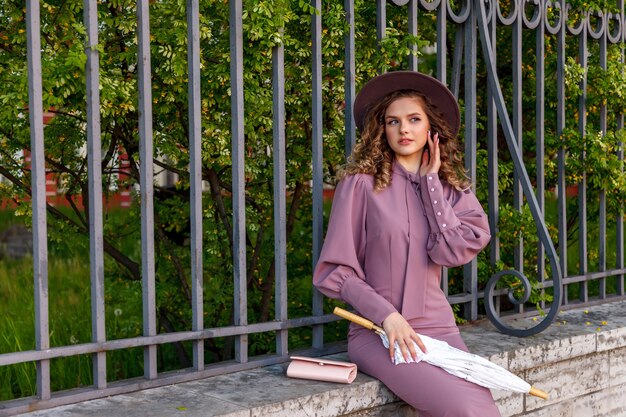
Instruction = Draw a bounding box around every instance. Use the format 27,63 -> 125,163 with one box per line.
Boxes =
313,163 -> 501,417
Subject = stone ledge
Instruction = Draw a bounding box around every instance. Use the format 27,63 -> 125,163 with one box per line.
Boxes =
15,300 -> 626,417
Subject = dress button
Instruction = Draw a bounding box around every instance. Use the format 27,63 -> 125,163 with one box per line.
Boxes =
433,200 -> 438,204
430,187 -> 435,192
442,223 -> 447,228
428,176 -> 432,180
437,212 -> 441,216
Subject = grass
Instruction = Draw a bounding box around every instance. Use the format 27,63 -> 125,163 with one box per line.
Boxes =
0,208 -> 146,401
0,258 -> 149,400
0,256 -> 92,399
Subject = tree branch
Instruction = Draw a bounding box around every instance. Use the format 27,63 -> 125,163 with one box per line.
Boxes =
206,167 -> 233,257
155,226 -> 192,303
258,180 -> 306,322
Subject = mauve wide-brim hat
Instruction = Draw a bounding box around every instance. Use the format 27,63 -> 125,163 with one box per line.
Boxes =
353,71 -> 460,137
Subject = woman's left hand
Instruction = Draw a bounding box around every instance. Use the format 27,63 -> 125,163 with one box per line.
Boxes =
382,312 -> 427,363
419,131 -> 440,177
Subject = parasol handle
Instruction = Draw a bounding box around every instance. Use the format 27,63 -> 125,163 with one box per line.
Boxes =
529,386 -> 548,400
333,307 -> 385,335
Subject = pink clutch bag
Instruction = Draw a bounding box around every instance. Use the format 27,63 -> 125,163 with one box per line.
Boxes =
286,356 -> 357,384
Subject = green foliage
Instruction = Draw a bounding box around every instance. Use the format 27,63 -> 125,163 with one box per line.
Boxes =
564,128 -> 626,215
0,0 -> 425,397
586,45 -> 626,115
564,56 -> 585,98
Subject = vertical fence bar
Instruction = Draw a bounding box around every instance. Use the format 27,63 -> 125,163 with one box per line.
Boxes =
512,1 -> 524,314
556,0 -> 568,300
311,0 -> 325,349
450,27 -> 463,96
84,0 -> 106,388
598,26 -> 607,299
273,33 -> 288,357
487,0 -> 499,272
536,6 -> 546,309
230,0 -> 248,363
440,0 -> 451,305
377,0 -> 387,74
408,0 -> 418,71
436,0 -> 449,296
137,0 -> 157,379
187,0 -> 204,370
618,0 -> 625,296
463,3 -> 478,321
441,268 -> 449,298
344,0 -> 356,156
437,0 -> 448,83
440,4 -> 456,296
26,0 -> 50,400
577,23 -> 588,303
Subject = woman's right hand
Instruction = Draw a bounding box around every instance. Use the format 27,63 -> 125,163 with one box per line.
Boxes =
382,312 -> 427,363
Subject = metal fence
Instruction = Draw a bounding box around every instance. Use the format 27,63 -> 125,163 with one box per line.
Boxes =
2,0 -> 626,414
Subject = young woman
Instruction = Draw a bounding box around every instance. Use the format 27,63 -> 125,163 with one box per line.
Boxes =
313,71 -> 501,417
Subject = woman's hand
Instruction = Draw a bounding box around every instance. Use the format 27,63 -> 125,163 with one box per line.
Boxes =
382,312 -> 427,363
419,131 -> 440,177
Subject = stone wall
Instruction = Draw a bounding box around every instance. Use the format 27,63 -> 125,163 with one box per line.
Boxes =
340,301 -> 626,417
458,304 -> 626,417
14,300 -> 626,417
0,224 -> 32,259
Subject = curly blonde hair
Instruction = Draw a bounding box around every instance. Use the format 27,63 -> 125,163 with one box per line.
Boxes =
338,90 -> 470,192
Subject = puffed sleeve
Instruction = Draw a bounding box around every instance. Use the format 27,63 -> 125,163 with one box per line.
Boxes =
313,175 -> 397,325
419,173 -> 491,267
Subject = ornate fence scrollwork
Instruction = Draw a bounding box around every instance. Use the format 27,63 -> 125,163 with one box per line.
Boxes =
522,0 -> 542,29
476,0 -> 564,337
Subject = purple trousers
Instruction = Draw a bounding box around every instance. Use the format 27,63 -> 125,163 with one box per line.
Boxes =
348,326 -> 502,417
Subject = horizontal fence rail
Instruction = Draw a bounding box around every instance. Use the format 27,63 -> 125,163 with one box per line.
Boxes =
1,0 -> 626,414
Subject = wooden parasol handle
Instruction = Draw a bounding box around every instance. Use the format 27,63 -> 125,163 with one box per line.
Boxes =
333,307 -> 385,334
529,386 -> 548,400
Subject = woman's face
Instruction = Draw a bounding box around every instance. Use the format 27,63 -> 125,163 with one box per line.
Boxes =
384,96 -> 431,172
